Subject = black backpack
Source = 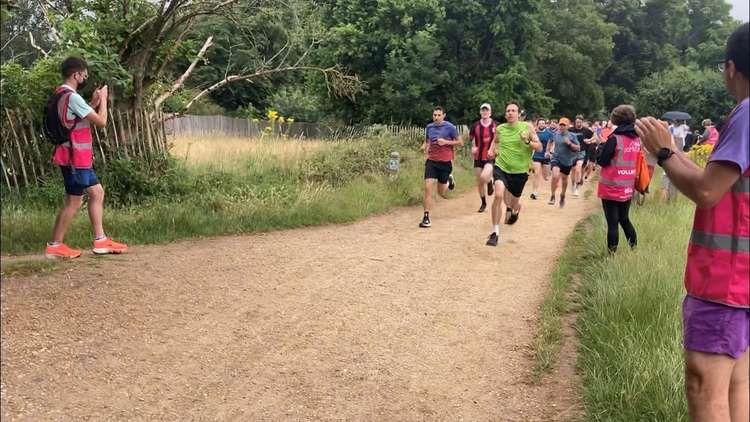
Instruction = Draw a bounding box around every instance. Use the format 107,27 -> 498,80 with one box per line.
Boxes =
43,88 -> 79,145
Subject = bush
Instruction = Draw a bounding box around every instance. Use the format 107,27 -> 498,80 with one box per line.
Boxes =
687,143 -> 713,167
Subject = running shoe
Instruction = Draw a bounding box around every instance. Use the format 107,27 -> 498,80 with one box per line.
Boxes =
93,237 -> 128,255
45,243 -> 82,259
486,232 -> 498,246
530,193 -> 538,200
548,196 -> 556,205
419,215 -> 431,228
448,175 -> 455,190
487,181 -> 494,196
478,202 -> 487,213
572,186 -> 579,197
559,196 -> 566,208
506,208 -> 520,225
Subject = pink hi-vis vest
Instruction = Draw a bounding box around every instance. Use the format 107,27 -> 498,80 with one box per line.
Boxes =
597,134 -> 640,202
684,165 -> 750,308
51,87 -> 94,169
704,127 -> 719,146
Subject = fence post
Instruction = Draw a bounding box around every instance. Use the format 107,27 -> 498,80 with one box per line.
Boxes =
23,108 -> 47,177
5,109 -> 29,187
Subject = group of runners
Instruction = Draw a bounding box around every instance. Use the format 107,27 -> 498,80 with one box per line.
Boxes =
420,101 -> 612,247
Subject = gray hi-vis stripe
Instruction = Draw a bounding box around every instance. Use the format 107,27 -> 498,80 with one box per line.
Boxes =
614,135 -> 635,166
599,178 -> 634,187
691,230 -> 750,254
732,176 -> 750,193
61,142 -> 93,150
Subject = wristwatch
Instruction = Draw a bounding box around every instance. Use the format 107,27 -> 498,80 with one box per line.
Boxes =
657,148 -> 674,167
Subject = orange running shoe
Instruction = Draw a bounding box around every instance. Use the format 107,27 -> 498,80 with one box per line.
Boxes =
93,237 -> 128,255
45,243 -> 82,259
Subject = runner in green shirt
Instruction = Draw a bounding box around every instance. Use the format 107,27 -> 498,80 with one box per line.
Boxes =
486,101 -> 542,246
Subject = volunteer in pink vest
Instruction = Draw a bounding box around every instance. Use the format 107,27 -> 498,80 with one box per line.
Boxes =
699,119 -> 720,146
45,56 -> 128,259
596,105 -> 640,253
636,22 -> 749,422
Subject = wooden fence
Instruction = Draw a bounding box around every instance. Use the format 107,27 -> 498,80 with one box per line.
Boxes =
166,114 -> 464,141
1,107 -> 168,190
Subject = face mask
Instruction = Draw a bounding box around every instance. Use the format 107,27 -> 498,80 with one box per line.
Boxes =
76,75 -> 88,90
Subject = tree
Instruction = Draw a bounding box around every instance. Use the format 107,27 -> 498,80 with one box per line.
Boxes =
536,0 -> 615,117
633,65 -> 735,127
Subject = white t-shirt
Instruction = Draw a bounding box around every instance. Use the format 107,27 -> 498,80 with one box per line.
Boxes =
672,124 -> 689,139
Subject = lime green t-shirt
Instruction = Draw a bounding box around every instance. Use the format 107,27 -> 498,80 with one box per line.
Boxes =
495,122 -> 535,174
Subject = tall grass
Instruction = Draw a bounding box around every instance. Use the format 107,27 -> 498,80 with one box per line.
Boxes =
576,196 -> 694,421
1,135 -> 474,254
171,136 -> 326,170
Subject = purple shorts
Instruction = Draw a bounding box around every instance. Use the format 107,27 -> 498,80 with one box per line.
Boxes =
683,295 -> 750,359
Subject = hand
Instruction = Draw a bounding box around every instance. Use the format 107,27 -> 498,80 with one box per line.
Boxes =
436,138 -> 450,146
488,149 -> 496,159
471,146 -> 478,159
98,85 -> 109,104
90,88 -> 101,107
635,117 -> 673,155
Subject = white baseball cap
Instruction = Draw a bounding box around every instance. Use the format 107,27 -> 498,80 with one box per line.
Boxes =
480,103 -> 492,111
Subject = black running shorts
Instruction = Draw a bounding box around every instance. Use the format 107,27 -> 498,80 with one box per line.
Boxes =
492,166 -> 529,198
424,160 -> 452,184
473,159 -> 493,168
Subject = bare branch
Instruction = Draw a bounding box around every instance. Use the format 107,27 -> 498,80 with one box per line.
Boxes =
37,0 -> 61,43
180,64 -> 362,114
0,33 -> 20,52
153,36 -> 214,111
28,32 -> 49,58
154,17 -> 196,80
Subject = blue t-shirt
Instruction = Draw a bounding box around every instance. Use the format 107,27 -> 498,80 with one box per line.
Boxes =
425,121 -> 459,162
61,85 -> 93,121
533,129 -> 553,160
552,132 -> 580,167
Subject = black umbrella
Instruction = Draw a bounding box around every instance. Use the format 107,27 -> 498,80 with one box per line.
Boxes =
661,111 -> 692,121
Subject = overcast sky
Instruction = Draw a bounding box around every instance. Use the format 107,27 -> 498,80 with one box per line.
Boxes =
729,0 -> 749,22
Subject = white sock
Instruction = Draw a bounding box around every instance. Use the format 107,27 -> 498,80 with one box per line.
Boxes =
493,224 -> 500,235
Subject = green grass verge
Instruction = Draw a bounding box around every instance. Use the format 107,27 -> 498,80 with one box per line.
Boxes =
533,180 -> 693,420
577,196 -> 692,421
532,219 -> 592,381
1,138 -> 475,255
0,258 -> 63,277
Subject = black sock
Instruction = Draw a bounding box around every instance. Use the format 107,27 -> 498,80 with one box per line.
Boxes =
481,196 -> 486,204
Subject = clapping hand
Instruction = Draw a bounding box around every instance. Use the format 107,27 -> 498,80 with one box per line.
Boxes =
635,117 -> 673,155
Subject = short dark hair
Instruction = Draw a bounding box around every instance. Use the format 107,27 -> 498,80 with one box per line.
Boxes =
61,56 -> 88,78
505,101 -> 520,110
575,114 -> 584,121
610,104 -> 637,126
725,22 -> 749,80
433,106 -> 445,113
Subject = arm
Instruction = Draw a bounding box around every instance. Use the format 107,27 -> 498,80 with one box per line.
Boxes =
636,117 -> 741,208
83,86 -> 108,128
525,129 -> 543,152
596,136 -> 617,167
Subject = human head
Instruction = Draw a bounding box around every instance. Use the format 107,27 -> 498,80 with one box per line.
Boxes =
609,105 -> 637,126
480,103 -> 492,119
575,114 -> 584,129
558,117 -> 571,133
519,109 -> 527,121
702,118 -> 713,127
536,118 -> 547,130
723,22 -> 749,101
432,106 -> 445,124
505,101 -> 520,124
61,56 -> 89,90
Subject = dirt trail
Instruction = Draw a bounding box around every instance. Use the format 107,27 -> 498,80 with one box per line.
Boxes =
2,184 -> 596,421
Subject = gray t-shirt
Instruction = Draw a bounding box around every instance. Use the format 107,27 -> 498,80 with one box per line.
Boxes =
552,132 -> 579,167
